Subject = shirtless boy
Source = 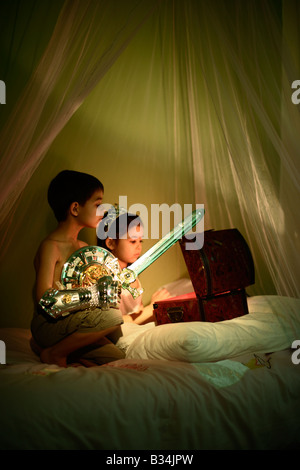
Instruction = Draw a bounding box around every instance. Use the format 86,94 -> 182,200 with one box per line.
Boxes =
31,170 -> 124,367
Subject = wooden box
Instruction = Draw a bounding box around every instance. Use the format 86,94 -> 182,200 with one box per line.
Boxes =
154,229 -> 254,325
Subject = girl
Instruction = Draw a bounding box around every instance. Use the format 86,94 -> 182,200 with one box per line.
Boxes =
97,209 -> 170,324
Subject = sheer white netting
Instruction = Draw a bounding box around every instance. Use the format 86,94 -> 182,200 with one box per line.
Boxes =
168,0 -> 300,297
0,0 -> 299,328
0,0 -> 159,243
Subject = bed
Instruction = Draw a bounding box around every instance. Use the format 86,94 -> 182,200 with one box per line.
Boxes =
0,294 -> 299,451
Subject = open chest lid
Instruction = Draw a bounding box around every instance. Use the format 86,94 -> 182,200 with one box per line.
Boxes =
179,229 -> 255,298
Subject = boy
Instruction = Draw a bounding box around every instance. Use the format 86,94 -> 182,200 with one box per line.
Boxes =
31,170 -> 124,367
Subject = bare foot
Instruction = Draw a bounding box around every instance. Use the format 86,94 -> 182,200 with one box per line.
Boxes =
40,347 -> 67,368
94,337 -> 112,346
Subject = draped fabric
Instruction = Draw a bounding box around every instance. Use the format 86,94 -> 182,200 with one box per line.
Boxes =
174,0 -> 300,297
0,0 -> 160,239
0,0 -> 299,328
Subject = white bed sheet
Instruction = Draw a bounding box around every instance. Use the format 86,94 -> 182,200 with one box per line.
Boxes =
0,327 -> 299,450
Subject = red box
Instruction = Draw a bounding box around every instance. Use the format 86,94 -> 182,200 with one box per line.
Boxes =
153,229 -> 254,324
154,290 -> 249,324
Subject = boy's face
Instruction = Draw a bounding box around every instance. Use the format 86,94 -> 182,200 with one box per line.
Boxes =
77,189 -> 104,228
108,224 -> 143,268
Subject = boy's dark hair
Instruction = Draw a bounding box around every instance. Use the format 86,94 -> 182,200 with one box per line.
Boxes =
97,212 -> 143,250
48,170 -> 104,222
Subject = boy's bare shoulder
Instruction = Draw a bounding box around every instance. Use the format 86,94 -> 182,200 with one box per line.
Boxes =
34,237 -> 61,265
35,233 -> 88,266
36,236 -> 88,261
37,236 -> 61,254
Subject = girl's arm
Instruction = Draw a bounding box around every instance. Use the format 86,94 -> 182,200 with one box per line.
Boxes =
132,288 -> 172,325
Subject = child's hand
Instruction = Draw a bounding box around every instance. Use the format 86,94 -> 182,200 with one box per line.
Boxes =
151,288 -> 172,304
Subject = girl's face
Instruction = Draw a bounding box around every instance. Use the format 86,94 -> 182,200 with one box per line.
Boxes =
107,224 -> 143,269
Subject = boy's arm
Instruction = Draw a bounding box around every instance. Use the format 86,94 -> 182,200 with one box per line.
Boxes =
35,240 -> 59,302
36,241 -> 121,319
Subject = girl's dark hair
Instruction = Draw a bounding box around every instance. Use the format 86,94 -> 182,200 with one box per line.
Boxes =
48,170 -> 104,221
97,212 -> 143,251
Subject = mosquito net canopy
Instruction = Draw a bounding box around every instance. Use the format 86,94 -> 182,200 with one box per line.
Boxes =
0,0 -> 299,327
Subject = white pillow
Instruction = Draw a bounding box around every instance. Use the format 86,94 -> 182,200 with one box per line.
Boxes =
0,328 -> 39,364
126,296 -> 300,362
116,322 -> 155,353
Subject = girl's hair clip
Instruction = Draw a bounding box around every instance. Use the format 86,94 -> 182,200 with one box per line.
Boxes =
102,204 -> 128,232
